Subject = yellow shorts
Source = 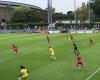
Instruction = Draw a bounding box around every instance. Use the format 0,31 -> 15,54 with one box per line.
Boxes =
51,53 -> 55,56
21,75 -> 28,79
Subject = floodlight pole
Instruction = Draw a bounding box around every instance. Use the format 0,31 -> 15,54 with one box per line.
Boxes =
88,0 -> 91,24
48,0 -> 53,27
74,0 -> 77,24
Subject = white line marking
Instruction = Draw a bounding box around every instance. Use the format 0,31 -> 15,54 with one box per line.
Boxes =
86,68 -> 100,80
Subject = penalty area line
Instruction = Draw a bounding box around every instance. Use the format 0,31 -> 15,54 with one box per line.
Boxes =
86,68 -> 100,80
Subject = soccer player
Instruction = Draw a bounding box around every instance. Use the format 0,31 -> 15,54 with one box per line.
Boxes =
18,66 -> 29,80
47,34 -> 51,47
76,53 -> 86,70
68,34 -> 74,43
73,42 -> 79,55
89,37 -> 94,47
12,44 -> 18,55
49,46 -> 56,60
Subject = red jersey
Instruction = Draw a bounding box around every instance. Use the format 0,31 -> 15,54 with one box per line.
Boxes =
77,56 -> 83,65
77,56 -> 82,62
12,44 -> 17,51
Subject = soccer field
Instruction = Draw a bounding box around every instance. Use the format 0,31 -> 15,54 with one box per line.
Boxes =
0,33 -> 100,80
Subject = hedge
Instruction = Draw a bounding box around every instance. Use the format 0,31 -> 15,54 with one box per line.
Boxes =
0,22 -> 97,30
0,23 -> 49,29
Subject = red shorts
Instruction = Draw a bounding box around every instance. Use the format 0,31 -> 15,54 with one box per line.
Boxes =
77,61 -> 83,65
13,48 -> 17,52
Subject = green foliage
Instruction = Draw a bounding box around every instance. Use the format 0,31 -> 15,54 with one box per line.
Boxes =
10,7 -> 45,23
6,23 -> 48,29
66,11 -> 74,20
55,23 -> 70,28
93,0 -> 100,20
53,13 -> 67,20
76,3 -> 88,23
27,23 -> 48,28
0,22 -> 96,29
55,23 -> 89,29
6,23 -> 25,29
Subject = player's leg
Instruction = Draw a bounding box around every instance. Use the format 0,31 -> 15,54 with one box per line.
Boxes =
91,41 -> 94,45
77,65 -> 80,69
51,55 -> 53,60
13,50 -> 16,55
51,54 -> 56,60
76,63 -> 80,69
17,77 -> 22,80
48,43 -> 51,47
16,49 -> 19,54
90,41 -> 94,46
14,50 -> 18,55
73,50 -> 77,55
76,50 -> 80,55
21,76 -> 27,80
81,63 -> 87,70
53,54 -> 56,60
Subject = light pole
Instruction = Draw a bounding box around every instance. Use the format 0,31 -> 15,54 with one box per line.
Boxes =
74,0 -> 77,24
48,0 -> 52,25
88,0 -> 91,24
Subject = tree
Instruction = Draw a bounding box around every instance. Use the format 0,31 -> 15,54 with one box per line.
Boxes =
10,7 -> 45,23
53,13 -> 67,21
76,3 -> 88,23
66,11 -> 74,24
92,0 -> 100,21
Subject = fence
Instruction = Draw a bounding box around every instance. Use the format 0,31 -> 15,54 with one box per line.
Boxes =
0,29 -> 98,34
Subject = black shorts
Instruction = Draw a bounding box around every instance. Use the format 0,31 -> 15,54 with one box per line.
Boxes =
74,47 -> 77,51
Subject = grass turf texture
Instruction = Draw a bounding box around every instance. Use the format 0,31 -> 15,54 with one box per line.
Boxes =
0,33 -> 100,80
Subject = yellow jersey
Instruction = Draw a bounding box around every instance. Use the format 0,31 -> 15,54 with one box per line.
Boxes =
21,69 -> 28,78
68,35 -> 74,42
68,35 -> 71,40
49,48 -> 54,55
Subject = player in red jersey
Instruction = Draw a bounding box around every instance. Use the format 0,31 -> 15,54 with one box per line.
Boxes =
89,38 -> 94,47
76,53 -> 86,70
12,44 -> 18,55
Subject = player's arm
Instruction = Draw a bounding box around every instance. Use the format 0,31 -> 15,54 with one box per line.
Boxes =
27,70 -> 29,73
19,73 -> 22,77
19,70 -> 23,77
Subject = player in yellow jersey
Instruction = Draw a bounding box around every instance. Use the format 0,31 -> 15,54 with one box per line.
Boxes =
18,66 -> 29,80
49,46 -> 56,60
89,37 -> 94,47
68,34 -> 74,43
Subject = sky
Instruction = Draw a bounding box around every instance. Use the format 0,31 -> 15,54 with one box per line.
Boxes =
2,0 -> 89,13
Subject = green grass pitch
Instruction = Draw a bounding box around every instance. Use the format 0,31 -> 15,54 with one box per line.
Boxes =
0,33 -> 100,80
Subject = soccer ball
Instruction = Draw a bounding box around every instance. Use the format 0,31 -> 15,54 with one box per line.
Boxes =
17,77 -> 22,80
